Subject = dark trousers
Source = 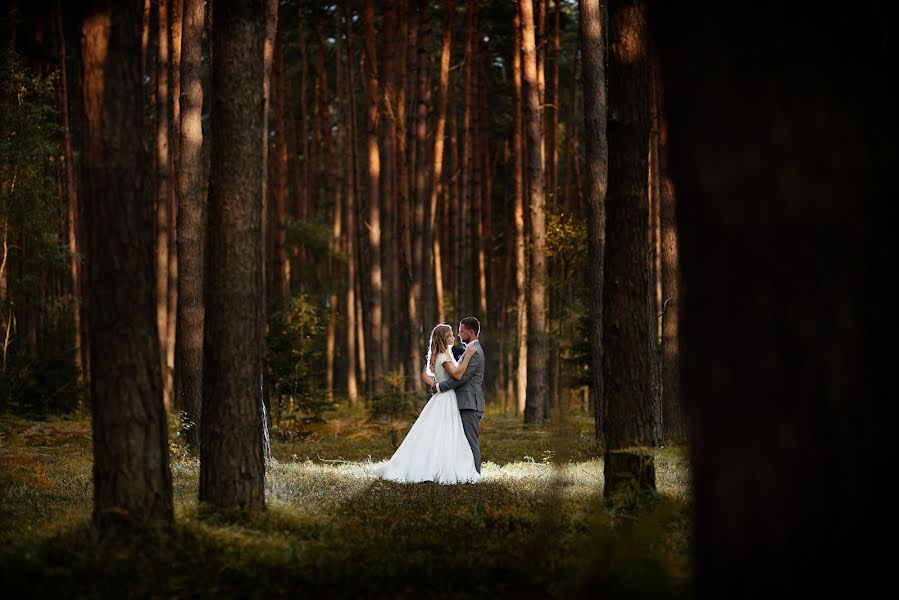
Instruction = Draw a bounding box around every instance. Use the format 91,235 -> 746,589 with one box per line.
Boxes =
459,409 -> 483,474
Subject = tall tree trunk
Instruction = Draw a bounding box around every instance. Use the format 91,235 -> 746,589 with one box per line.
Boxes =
81,0 -> 174,534
168,0 -> 182,412
393,2 -> 409,381
155,0 -> 174,413
430,0 -> 453,327
176,0 -> 206,453
651,2 -> 895,594
579,0 -> 608,446
520,0 -> 548,425
314,10 -> 340,399
338,0 -> 358,404
55,0 -> 85,383
345,2 -> 367,392
272,26 -> 289,299
603,0 -> 660,496
475,35 -> 488,323
458,0 -> 475,319
199,0 -> 267,512
654,62 -> 684,444
260,0 -> 277,307
409,1 -> 429,390
513,6 -> 528,417
550,0 -> 560,204
362,0 -> 384,392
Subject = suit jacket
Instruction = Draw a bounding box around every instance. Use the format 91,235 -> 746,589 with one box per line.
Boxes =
438,341 -> 485,413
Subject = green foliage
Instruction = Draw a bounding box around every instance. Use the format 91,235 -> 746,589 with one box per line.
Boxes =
265,294 -> 334,430
1,51 -> 81,415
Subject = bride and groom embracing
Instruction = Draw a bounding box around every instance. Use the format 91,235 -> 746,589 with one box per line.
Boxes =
371,317 -> 485,484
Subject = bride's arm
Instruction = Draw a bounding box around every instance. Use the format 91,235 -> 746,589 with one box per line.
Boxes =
421,366 -> 436,387
442,345 -> 477,380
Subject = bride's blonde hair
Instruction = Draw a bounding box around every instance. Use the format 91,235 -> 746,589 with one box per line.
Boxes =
425,323 -> 455,376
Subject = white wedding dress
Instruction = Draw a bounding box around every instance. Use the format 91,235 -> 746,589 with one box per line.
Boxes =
371,351 -> 481,484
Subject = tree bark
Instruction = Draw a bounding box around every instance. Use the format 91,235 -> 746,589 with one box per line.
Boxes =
339,0 -> 359,404
272,25 -> 289,300
176,0 -> 206,453
654,61 -> 684,444
314,10 -> 340,399
649,3 -> 896,593
199,0 -> 267,512
521,0 -> 548,425
410,1 -> 430,390
362,0 -> 384,392
579,0 -> 608,447
601,0 -> 661,478
428,0 -> 453,328
513,5 -> 528,417
155,0 -> 174,413
81,0 -> 174,534
259,0 -> 277,309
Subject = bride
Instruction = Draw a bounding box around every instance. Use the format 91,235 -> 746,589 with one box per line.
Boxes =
371,323 -> 481,484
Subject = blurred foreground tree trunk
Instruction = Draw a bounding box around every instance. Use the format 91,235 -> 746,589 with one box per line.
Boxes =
650,1 -> 896,595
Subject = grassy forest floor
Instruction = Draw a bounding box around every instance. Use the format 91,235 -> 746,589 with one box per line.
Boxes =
0,403 -> 693,598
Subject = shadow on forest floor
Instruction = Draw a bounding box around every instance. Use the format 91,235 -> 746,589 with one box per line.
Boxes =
0,409 -> 692,598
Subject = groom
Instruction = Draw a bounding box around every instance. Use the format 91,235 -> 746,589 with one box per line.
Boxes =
431,316 -> 485,474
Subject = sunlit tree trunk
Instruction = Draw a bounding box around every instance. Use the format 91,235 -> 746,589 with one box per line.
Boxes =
176,0 -> 206,452
199,0 -> 266,512
155,0 -> 174,412
520,0 -> 548,425
513,6 -> 528,416
81,0 -> 174,535
602,0 -> 660,497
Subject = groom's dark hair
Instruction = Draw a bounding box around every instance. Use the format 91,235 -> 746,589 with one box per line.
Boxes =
460,317 -> 480,335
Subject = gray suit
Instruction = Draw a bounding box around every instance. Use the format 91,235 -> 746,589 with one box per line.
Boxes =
438,342 -> 484,473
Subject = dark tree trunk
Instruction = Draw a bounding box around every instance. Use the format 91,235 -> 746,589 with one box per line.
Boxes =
362,0 -> 384,392
654,64 -> 684,444
199,0 -> 267,512
430,0 -> 453,326
272,27 -> 289,300
602,0 -> 661,485
81,0 -> 174,535
410,1 -> 429,391
649,2 -> 896,594
176,0 -> 206,453
520,0 -> 548,426
579,0 -> 608,447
